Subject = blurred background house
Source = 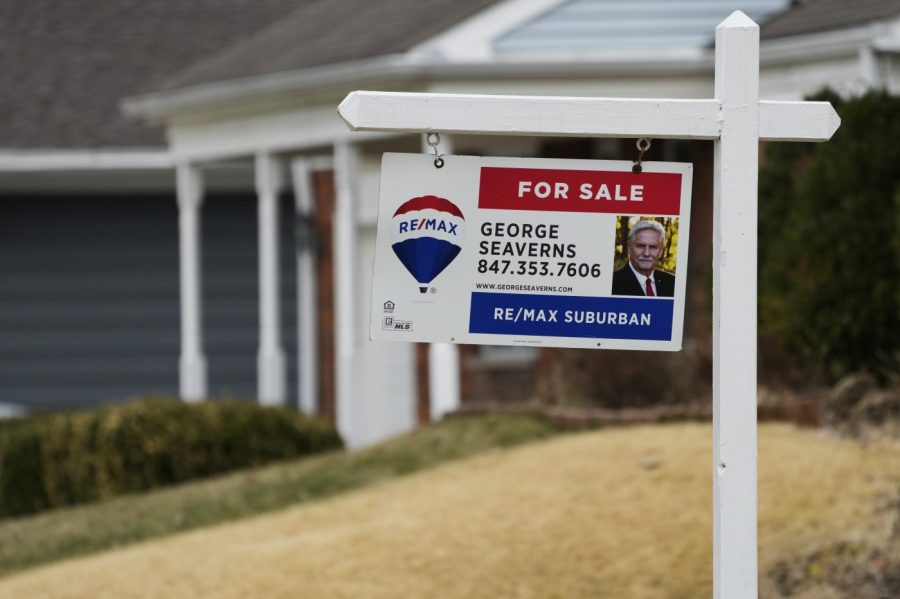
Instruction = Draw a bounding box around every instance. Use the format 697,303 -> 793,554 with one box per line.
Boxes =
1,0 -> 898,446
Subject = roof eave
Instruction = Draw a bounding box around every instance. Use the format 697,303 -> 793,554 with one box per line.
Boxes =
760,18 -> 900,65
122,51 -> 717,122
122,54 -> 413,121
0,149 -> 173,171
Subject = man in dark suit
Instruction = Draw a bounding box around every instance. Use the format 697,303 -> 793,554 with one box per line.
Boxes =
611,220 -> 675,297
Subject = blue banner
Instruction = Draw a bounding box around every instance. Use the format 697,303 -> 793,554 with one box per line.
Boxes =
469,292 -> 673,341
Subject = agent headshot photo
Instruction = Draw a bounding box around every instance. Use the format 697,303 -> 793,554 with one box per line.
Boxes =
611,219 -> 676,297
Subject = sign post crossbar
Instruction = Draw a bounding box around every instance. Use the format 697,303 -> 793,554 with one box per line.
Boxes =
338,11 -> 838,598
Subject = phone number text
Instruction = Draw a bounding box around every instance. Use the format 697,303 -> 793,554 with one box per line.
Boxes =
476,259 -> 601,278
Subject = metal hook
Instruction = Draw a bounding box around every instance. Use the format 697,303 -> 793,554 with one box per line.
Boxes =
632,137 -> 651,174
426,132 -> 445,169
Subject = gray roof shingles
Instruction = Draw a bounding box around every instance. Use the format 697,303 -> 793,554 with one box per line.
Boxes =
0,0 -> 497,149
0,0 -> 308,148
156,0 -> 501,90
760,0 -> 900,39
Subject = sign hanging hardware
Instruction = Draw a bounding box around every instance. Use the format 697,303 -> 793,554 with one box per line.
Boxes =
632,137 -> 652,174
426,132 -> 445,169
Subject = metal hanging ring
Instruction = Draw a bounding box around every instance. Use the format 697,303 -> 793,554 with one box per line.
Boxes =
632,137 -> 652,174
426,132 -> 444,169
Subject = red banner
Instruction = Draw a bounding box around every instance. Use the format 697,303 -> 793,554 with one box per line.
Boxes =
478,167 -> 682,216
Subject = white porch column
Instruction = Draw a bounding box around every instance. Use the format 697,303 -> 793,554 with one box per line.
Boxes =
428,343 -> 460,420
421,134 -> 462,421
333,141 -> 360,444
291,158 -> 318,416
256,152 -> 287,405
859,45 -> 882,90
334,141 -> 360,447
176,163 -> 207,401
713,13 -> 759,598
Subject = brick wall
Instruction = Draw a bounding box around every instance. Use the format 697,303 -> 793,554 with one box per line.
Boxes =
313,170 -> 336,423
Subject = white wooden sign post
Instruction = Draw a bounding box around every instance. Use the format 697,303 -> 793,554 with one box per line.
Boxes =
339,12 -> 838,598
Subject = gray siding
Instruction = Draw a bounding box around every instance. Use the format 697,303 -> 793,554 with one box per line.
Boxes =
203,195 -> 298,402
0,194 -> 297,411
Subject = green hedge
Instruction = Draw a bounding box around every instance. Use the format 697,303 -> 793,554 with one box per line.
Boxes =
759,90 -> 900,381
0,398 -> 342,518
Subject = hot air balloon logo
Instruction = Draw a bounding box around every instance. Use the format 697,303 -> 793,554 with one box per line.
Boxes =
391,195 -> 465,293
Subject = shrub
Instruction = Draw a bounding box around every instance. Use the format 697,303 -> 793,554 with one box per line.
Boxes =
759,90 -> 900,381
0,398 -> 342,518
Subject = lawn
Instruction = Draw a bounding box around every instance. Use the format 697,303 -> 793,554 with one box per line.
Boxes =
0,421 -> 896,598
0,413 -> 558,577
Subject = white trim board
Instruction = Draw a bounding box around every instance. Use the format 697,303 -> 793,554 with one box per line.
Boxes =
0,150 -> 173,171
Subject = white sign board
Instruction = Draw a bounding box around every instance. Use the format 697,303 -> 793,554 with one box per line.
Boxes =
370,153 -> 692,350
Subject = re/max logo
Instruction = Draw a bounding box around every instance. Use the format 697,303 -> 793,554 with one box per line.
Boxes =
398,218 -> 458,235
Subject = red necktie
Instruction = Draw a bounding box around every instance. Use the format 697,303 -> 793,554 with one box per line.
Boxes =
645,277 -> 655,297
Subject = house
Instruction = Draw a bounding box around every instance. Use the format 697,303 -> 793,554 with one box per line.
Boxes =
2,0 -> 898,446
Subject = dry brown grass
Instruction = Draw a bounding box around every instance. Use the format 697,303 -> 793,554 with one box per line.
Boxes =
0,423 -> 896,599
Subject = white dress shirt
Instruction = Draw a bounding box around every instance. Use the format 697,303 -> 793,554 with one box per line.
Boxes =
627,261 -> 657,296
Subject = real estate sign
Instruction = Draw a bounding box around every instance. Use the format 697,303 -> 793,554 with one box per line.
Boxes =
370,153 -> 692,351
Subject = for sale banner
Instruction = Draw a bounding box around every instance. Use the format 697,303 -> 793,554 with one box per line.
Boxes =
370,153 -> 692,351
